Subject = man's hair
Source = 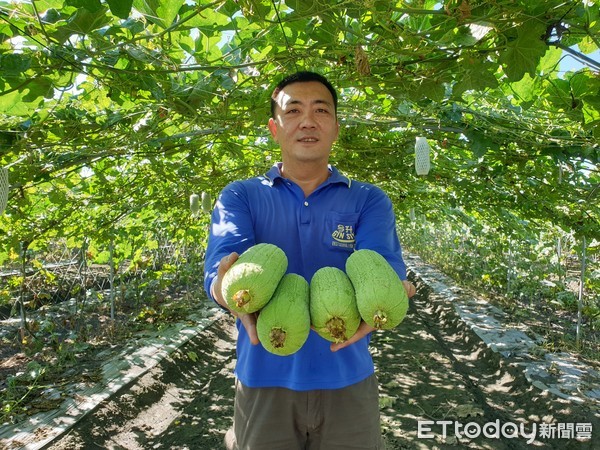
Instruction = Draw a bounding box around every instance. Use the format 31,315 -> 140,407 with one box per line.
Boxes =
270,71 -> 338,118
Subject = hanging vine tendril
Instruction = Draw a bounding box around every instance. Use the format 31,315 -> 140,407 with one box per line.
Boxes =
271,0 -> 299,72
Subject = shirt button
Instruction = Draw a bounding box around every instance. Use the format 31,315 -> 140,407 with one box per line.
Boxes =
304,201 -> 309,206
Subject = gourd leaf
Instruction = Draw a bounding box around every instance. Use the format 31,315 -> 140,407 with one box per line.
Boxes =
419,79 -> 446,103
538,46 -> 562,75
53,6 -> 111,41
499,21 -> 548,82
132,0 -> 185,29
465,130 -> 499,158
583,98 -> 600,126
0,78 -> 52,116
509,74 -> 536,104
33,0 -> 65,9
0,54 -> 31,76
65,0 -> 102,13
106,0 -> 133,19
577,36 -> 598,54
453,59 -> 498,98
285,0 -> 316,16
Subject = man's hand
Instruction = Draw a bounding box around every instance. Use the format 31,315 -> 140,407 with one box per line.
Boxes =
330,279 -> 416,352
211,252 -> 260,345
237,312 -> 259,345
330,321 -> 376,352
402,280 -> 416,298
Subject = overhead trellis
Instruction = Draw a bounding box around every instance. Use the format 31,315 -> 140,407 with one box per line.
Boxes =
0,0 -> 598,258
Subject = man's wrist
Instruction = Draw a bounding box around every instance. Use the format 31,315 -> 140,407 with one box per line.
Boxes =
210,278 -> 229,311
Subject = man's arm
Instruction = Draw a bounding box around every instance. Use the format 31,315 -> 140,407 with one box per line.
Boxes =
353,185 -> 407,279
204,183 -> 260,345
203,182 -> 255,303
331,185 -> 415,351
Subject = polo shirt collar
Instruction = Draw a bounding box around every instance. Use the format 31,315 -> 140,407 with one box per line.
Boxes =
265,163 -> 351,187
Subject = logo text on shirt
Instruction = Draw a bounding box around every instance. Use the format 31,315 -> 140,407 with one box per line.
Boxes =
331,224 -> 355,249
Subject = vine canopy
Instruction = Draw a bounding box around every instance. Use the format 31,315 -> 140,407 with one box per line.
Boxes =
0,0 -> 598,259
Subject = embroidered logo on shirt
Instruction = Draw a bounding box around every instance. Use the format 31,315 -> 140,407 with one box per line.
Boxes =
331,224 -> 355,249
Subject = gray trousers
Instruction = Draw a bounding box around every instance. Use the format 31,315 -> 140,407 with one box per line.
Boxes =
224,374 -> 384,450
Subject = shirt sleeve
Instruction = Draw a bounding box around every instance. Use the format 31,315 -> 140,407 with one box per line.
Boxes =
203,181 -> 257,302
354,185 -> 407,280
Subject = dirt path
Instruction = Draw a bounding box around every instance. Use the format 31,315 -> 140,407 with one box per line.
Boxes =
40,315 -> 237,450
42,263 -> 598,450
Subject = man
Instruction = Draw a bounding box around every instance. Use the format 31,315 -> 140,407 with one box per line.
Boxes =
204,71 -> 415,449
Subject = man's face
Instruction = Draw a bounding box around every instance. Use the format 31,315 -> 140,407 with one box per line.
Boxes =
268,81 -> 339,165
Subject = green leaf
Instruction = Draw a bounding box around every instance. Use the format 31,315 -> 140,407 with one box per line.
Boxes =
509,73 -> 536,103
538,46 -> 562,75
33,0 -> 65,11
0,90 -> 32,115
285,0 -> 316,16
465,130 -> 499,158
499,21 -> 548,82
577,36 -> 598,55
544,77 -> 572,110
106,0 -> 133,19
25,77 -> 54,100
0,53 -> 32,75
582,96 -> 600,125
453,59 -> 498,97
570,72 -> 595,98
418,79 -> 445,103
53,5 -> 111,40
65,0 -> 102,13
0,78 -> 52,115
439,26 -> 478,47
133,0 -> 185,29
180,7 -> 229,30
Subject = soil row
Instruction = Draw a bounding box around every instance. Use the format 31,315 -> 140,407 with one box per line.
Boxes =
37,263 -> 600,449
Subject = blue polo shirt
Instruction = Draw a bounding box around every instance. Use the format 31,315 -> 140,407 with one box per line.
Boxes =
204,163 -> 407,391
